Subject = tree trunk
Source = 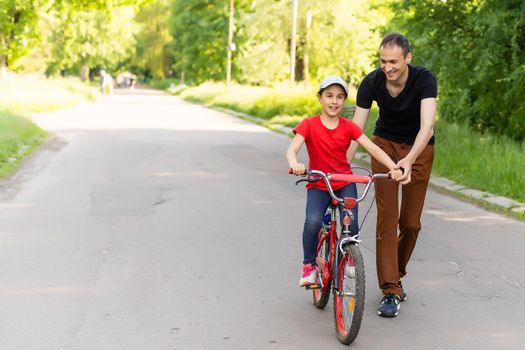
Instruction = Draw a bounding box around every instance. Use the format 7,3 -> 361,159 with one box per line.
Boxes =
0,57 -> 7,84
80,64 -> 89,81
303,10 -> 312,87
290,0 -> 299,82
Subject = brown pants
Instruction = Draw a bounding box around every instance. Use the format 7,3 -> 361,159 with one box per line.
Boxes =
371,136 -> 434,296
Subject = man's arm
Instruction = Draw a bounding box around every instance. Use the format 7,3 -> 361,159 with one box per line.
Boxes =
347,106 -> 371,162
396,97 -> 436,184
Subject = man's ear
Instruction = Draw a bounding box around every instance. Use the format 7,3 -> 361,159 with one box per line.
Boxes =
405,52 -> 412,64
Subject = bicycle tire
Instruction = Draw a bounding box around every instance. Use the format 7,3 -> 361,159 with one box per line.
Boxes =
333,244 -> 365,345
313,228 -> 331,309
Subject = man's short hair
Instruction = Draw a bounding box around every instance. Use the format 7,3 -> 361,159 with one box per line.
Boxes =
380,32 -> 411,57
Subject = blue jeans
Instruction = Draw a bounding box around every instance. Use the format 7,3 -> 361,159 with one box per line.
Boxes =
302,184 -> 359,265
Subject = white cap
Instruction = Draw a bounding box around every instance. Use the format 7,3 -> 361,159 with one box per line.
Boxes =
318,75 -> 348,96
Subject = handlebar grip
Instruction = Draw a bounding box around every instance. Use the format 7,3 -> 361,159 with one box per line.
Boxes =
289,168 -> 307,175
372,173 -> 391,180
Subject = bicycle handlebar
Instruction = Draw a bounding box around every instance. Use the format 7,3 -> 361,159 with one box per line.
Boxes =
289,168 -> 390,204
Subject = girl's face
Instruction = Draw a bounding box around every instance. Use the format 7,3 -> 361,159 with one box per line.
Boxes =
318,84 -> 346,118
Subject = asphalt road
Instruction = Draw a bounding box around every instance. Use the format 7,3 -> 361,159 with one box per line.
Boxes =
0,88 -> 524,349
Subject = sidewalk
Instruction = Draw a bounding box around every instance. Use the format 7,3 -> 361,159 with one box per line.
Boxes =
216,106 -> 525,220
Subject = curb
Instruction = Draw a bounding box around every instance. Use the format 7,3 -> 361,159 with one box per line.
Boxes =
210,104 -> 525,221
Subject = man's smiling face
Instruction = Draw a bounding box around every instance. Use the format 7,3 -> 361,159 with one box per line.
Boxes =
380,44 -> 412,83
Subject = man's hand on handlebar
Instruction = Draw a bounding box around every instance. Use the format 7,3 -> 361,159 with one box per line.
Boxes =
396,158 -> 413,185
289,163 -> 307,176
389,168 -> 404,182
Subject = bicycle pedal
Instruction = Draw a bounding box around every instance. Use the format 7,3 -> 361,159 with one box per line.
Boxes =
305,284 -> 321,290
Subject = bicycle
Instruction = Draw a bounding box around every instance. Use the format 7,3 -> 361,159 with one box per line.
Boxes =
291,168 -> 390,345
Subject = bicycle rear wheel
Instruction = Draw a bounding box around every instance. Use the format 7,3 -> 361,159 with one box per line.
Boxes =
313,228 -> 331,309
333,244 -> 365,345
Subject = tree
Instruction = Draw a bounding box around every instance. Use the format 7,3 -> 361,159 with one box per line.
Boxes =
46,4 -> 139,79
304,0 -> 389,87
234,0 -> 290,85
0,0 -> 47,76
0,0 -> 152,80
394,0 -> 524,141
169,0 -> 234,85
468,0 -> 525,141
133,0 -> 173,80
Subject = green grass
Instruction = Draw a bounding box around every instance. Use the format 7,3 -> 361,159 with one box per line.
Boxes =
0,74 -> 98,178
172,82 -> 525,206
433,121 -> 525,203
0,108 -> 46,178
0,74 -> 99,113
150,78 -> 180,91
360,111 -> 525,204
179,82 -> 357,126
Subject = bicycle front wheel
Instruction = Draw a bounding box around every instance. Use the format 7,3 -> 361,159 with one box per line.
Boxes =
313,228 -> 331,309
333,244 -> 365,345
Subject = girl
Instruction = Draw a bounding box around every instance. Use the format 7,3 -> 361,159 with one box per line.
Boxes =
286,75 -> 403,286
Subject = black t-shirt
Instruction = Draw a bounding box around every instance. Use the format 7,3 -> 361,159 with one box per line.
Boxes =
356,65 -> 437,145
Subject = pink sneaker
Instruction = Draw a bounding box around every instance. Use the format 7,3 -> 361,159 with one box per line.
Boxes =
299,263 -> 317,286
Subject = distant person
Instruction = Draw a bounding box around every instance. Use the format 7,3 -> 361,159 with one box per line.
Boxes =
130,74 -> 136,89
117,72 -> 132,88
286,75 -> 403,287
99,70 -> 105,89
348,32 -> 437,317
100,70 -> 113,96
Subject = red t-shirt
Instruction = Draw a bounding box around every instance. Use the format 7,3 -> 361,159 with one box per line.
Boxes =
293,115 -> 363,190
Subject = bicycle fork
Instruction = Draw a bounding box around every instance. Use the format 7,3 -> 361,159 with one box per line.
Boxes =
333,210 -> 359,293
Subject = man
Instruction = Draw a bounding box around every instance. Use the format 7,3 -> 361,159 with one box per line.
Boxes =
348,32 -> 437,317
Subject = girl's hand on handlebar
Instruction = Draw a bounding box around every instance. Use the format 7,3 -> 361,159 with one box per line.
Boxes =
289,163 -> 307,176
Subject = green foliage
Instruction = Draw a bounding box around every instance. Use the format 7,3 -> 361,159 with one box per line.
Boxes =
53,0 -> 151,11
304,0 -> 388,86
0,0 -> 44,68
393,0 -> 525,141
234,0 -> 290,84
169,0 -> 231,84
469,0 -> 525,141
168,0 -> 392,87
0,0 -> 150,77
233,0 -> 291,85
133,0 -> 172,79
2,0 -> 523,144
10,9 -> 55,73
46,5 -> 139,75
